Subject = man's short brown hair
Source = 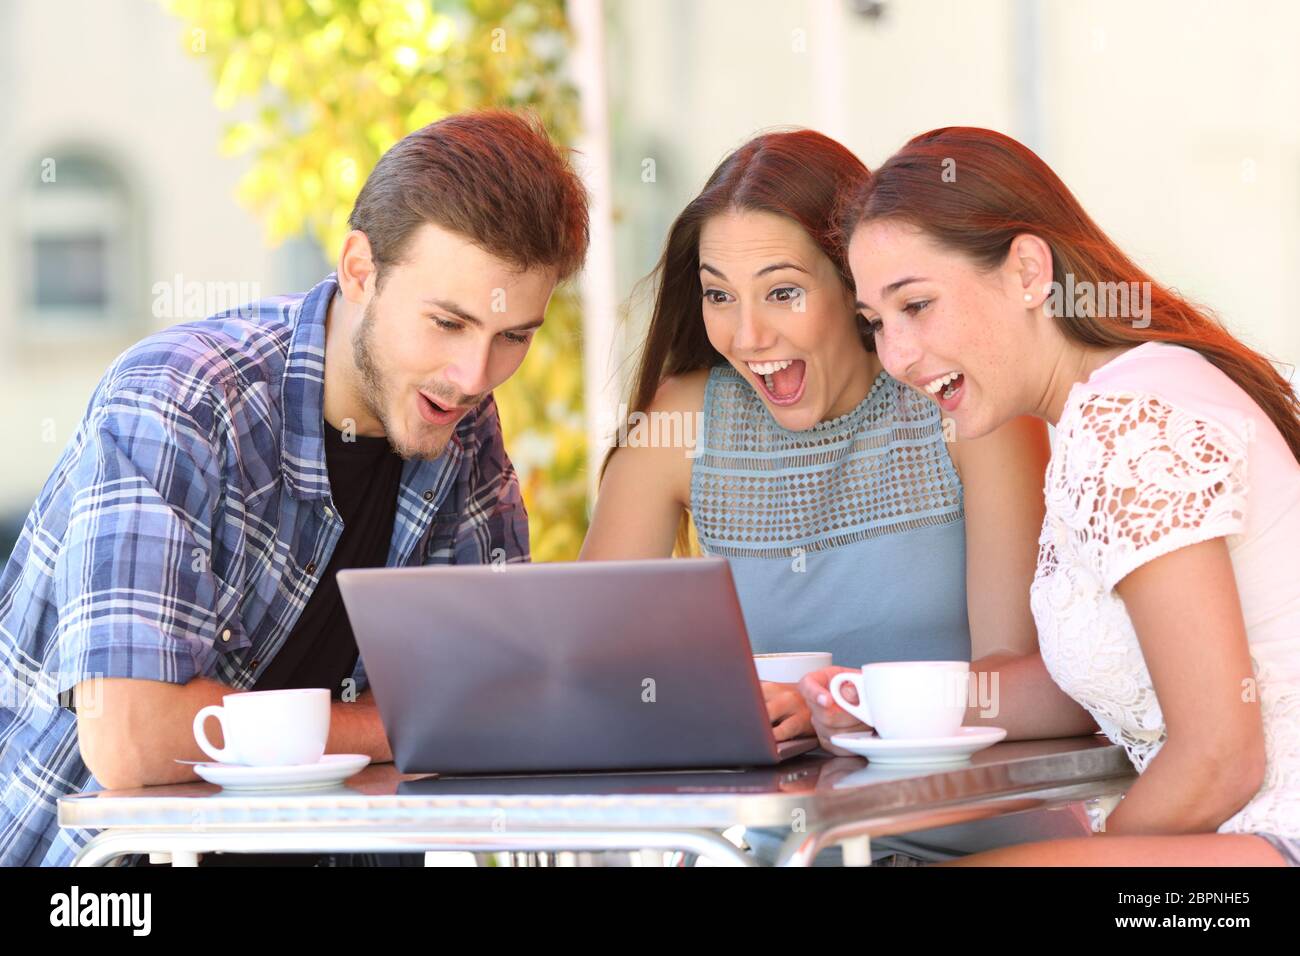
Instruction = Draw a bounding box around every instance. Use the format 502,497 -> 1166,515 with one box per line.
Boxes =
348,110 -> 590,283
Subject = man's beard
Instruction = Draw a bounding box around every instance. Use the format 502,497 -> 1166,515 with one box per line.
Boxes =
352,297 -> 452,462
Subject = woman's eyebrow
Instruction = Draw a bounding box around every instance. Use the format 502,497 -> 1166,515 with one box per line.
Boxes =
699,261 -> 810,280
882,276 -> 928,297
857,276 -> 930,312
755,262 -> 810,277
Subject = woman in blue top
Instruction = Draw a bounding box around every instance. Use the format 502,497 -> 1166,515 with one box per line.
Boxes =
580,130 -> 1097,861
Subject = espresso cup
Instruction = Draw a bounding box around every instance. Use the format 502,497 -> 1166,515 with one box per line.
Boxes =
193,688 -> 330,766
829,661 -> 970,739
753,651 -> 833,684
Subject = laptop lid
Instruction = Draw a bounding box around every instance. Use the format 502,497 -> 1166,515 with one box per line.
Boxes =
337,558 -> 786,774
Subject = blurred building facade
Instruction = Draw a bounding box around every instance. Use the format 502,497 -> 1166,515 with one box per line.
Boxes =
3,0 -> 1298,557
605,0 -> 1300,400
0,0 -> 326,548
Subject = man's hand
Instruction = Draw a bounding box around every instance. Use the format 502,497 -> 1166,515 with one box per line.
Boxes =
798,665 -> 872,756
331,686 -> 393,764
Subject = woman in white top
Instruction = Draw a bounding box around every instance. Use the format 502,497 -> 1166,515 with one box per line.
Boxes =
806,126 -> 1300,865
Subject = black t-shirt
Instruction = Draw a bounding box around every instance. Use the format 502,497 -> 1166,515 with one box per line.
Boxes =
252,419 -> 404,699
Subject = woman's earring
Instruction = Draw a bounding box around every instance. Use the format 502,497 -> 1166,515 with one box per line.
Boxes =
1023,293 -> 1033,303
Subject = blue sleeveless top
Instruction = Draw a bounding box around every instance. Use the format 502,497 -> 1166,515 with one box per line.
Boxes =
690,364 -> 971,666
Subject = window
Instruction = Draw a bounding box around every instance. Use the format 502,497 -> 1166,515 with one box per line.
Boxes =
17,151 -> 139,341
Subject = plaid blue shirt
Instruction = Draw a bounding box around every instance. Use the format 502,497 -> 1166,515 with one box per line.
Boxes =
0,273 -> 529,866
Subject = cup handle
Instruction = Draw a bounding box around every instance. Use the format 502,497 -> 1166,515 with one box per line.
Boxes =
193,705 -> 233,763
829,673 -> 874,728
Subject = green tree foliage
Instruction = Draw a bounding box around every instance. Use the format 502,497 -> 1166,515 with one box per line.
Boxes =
163,0 -> 590,560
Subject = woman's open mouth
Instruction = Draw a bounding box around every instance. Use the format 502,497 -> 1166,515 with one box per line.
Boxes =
417,390 -> 464,426
747,358 -> 807,407
923,370 -> 966,412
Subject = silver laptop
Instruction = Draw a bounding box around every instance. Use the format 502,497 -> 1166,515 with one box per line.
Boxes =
336,558 -> 819,774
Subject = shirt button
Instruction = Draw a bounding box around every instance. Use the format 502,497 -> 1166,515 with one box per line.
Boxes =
323,506 -> 334,519
423,490 -> 434,502
221,629 -> 231,643
305,562 -> 317,574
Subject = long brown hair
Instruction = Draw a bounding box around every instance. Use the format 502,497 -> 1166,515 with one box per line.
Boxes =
604,130 -> 872,550
837,126 -> 1300,461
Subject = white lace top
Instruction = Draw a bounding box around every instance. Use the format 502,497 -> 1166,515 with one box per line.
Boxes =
1031,342 -> 1300,838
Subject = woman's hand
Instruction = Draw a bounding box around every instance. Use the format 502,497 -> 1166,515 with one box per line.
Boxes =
760,682 -> 814,741
798,665 -> 872,756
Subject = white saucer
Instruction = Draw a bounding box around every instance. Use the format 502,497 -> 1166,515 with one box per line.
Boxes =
189,754 -> 371,791
829,726 -> 1007,765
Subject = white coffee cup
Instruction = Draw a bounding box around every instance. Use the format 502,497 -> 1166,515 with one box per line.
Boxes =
829,661 -> 970,739
193,688 -> 330,766
753,651 -> 833,684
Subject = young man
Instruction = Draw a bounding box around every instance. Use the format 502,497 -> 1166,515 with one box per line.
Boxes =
0,111 -> 589,866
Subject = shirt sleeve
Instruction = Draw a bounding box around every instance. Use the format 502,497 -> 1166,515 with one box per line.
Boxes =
51,388 -> 233,695
1051,390 -> 1251,592
447,394 -> 531,566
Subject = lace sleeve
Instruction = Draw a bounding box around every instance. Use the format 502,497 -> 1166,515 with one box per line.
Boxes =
1049,390 -> 1251,592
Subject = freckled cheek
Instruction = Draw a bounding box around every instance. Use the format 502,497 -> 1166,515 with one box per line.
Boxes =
945,313 -> 992,373
971,352 -> 1015,410
976,320 -> 1017,372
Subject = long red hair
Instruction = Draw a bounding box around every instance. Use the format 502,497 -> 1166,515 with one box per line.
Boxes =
837,127 -> 1300,461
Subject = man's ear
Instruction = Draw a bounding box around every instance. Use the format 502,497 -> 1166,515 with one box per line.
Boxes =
337,230 -> 378,303
1006,232 -> 1054,306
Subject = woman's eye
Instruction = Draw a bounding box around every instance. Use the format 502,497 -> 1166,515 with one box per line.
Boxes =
902,299 -> 930,315
502,331 -> 532,345
770,286 -> 803,304
433,317 -> 462,332
864,317 -> 883,335
703,289 -> 730,305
